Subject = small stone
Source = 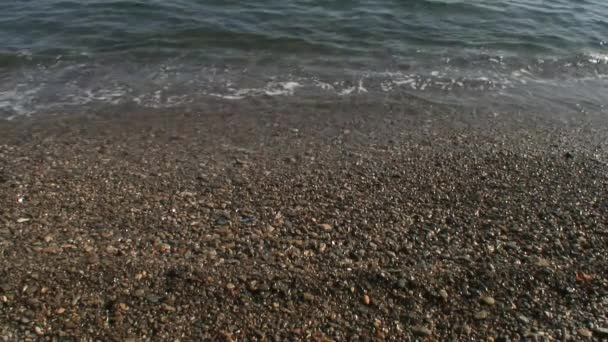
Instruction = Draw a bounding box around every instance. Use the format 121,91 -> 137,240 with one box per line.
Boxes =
577,328 -> 592,338
439,289 -> 448,300
146,294 -> 162,303
162,304 -> 176,312
106,246 -> 118,254
19,317 -> 30,324
481,296 -> 496,306
117,303 -> 129,312
319,223 -> 333,232
42,246 -> 60,254
34,326 -> 44,336
157,243 -> 171,253
226,283 -> 235,290
517,315 -> 530,324
363,294 -> 371,305
495,336 -> 510,342
17,218 -> 30,223
303,293 -> 315,302
462,324 -> 472,335
411,325 -> 432,337
536,258 -> 551,267
215,216 -> 231,226
592,327 -> 608,337
56,308 -> 66,315
318,243 -> 327,253
475,310 -> 489,320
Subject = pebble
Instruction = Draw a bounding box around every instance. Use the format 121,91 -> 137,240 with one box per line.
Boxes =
155,243 -> 171,253
411,325 -> 432,337
34,327 -> 43,336
592,327 -> 608,337
363,294 -> 371,305
481,296 -> 496,305
319,223 -> 333,232
17,218 -> 30,223
475,310 -> 489,320
303,293 -> 315,302
517,315 -> 530,324
577,328 -> 592,338
439,289 -> 448,300
495,336 -> 510,342
146,294 -> 162,303
163,304 -> 176,312
536,258 -> 551,267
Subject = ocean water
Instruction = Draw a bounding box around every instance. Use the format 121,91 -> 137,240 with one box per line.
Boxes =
1,0 -> 607,118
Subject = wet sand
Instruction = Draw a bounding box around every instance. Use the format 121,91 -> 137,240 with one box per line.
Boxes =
1,100 -> 607,340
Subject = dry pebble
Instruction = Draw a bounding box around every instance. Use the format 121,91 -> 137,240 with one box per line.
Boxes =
578,328 -> 592,338
411,325 -> 432,337
592,327 -> 608,337
481,296 -> 496,306
475,310 -> 490,320
319,223 -> 333,231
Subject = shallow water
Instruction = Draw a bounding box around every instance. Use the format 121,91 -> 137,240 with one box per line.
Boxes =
1,0 -> 607,118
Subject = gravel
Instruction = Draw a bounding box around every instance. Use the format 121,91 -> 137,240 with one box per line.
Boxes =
0,101 -> 607,340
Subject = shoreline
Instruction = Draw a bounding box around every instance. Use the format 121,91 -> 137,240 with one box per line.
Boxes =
1,106 -> 607,340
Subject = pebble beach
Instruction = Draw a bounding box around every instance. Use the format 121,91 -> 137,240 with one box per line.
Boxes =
1,100 -> 607,340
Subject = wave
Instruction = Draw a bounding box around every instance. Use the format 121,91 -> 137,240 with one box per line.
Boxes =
1,52 -> 607,119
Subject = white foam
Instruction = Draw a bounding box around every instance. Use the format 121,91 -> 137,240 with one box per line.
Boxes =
588,53 -> 608,64
337,86 -> 356,96
314,81 -> 334,91
357,79 -> 368,93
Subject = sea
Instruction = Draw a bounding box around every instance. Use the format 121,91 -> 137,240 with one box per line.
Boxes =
1,0 -> 607,119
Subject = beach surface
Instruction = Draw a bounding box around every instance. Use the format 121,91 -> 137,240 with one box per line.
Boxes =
0,100 -> 607,340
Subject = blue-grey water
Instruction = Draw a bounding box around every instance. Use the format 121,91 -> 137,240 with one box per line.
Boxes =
1,0 -> 607,118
